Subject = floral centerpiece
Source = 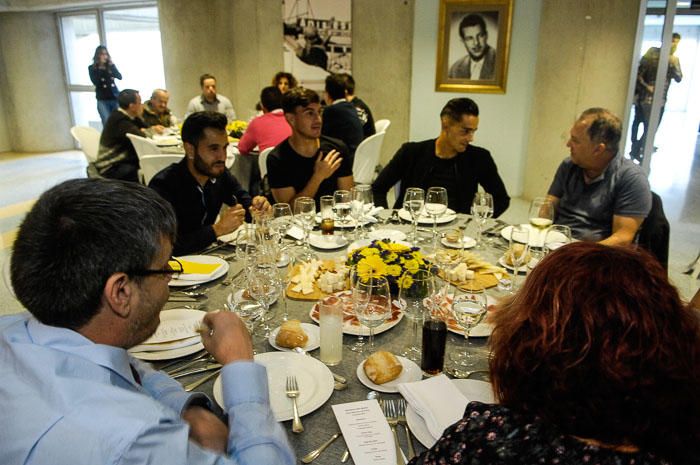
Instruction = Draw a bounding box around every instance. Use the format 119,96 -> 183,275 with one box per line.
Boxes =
226,120 -> 248,139
346,240 -> 429,294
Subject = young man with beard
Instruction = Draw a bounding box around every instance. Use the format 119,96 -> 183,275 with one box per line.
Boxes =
149,111 -> 270,255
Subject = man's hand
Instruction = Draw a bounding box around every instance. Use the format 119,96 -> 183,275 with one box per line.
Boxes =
313,150 -> 342,181
152,124 -> 166,135
182,406 -> 229,453
212,204 -> 245,237
249,196 -> 271,217
200,311 -> 254,365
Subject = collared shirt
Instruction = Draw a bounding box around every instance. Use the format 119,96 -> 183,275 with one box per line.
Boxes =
186,94 -> 237,121
149,158 -> 253,255
0,313 -> 294,465
470,58 -> 485,80
142,100 -> 176,128
547,154 -> 651,241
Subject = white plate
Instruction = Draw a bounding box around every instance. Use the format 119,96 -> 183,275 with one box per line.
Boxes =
153,135 -> 181,146
268,323 -> 321,352
440,235 -> 477,249
139,308 -> 206,344
129,341 -> 204,361
347,239 -> 414,255
309,290 -> 404,336
129,335 -> 201,353
308,233 -> 349,250
398,208 -> 457,225
406,379 -> 495,448
356,356 -> 422,393
212,352 -> 334,421
367,229 -> 407,242
169,255 -> 229,286
230,288 -> 278,306
431,295 -> 498,338
497,256 -> 535,273
500,224 -> 568,248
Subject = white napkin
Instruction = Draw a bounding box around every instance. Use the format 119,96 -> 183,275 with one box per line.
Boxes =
286,225 -> 304,240
397,374 -> 469,440
363,206 -> 384,223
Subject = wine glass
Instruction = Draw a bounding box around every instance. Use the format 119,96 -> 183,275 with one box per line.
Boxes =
347,266 -> 366,352
450,288 -> 488,371
403,188 -> 425,246
333,190 -> 351,237
350,185 -> 370,241
425,187 -> 448,249
528,197 -> 555,247
225,297 -> 264,351
544,224 -> 572,255
353,275 -> 391,352
359,186 -> 373,239
293,197 -> 316,261
506,225 -> 530,291
248,266 -> 282,337
471,192 -> 494,249
398,268 -> 434,361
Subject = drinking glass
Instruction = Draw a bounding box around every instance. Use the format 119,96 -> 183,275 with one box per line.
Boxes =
333,190 -> 351,236
350,185 -> 370,241
506,225 -> 530,290
293,197 -> 316,261
544,224 -> 572,255
450,288 -> 488,371
398,269 -> 434,361
353,275 -> 391,352
528,197 -> 555,250
319,195 -> 335,236
425,187 -> 448,249
471,192 -> 494,249
271,203 -> 293,267
347,266 -> 366,352
225,298 -> 264,350
248,266 -> 282,337
403,188 -> 424,246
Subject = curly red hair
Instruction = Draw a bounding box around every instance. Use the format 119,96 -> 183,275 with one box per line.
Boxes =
489,242 -> 700,462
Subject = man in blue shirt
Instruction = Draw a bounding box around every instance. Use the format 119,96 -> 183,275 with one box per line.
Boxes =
0,178 -> 294,464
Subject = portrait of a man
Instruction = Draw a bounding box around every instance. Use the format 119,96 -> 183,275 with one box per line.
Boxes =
448,13 -> 497,80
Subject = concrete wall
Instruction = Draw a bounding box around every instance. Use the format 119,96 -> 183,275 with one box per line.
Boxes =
0,12 -> 72,152
0,44 -> 10,152
158,0 -> 282,121
409,0 -> 542,198
521,0 -> 641,200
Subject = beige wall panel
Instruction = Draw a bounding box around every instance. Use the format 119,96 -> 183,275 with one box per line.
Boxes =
0,44 -> 11,152
0,12 -> 72,152
522,0 -> 640,200
352,0 -> 414,165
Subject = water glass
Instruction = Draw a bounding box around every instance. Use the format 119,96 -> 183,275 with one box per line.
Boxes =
353,275 -> 391,352
506,225 -> 530,290
319,295 -> 343,366
471,192 -> 493,249
398,268 -> 434,361
425,187 -> 448,249
293,196 -> 316,261
403,187 -> 424,246
450,289 -> 487,370
544,224 -> 572,255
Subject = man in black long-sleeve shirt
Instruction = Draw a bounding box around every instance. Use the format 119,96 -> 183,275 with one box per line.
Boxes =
149,111 -> 270,255
371,98 -> 510,217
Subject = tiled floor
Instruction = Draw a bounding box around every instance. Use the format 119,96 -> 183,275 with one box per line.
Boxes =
1,147 -> 698,317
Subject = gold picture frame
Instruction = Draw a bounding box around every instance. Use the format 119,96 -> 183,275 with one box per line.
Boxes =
435,0 -> 513,94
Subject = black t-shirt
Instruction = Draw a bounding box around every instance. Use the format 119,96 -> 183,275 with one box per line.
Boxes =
429,156 -> 460,210
267,136 -> 353,203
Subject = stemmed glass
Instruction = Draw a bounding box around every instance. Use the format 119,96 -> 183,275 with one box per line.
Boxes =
350,185 -> 370,241
471,192 -> 494,249
425,187 -> 448,250
528,197 -> 555,248
544,225 -> 572,255
333,190 -> 351,238
353,275 -> 391,352
271,203 -> 293,262
293,197 -> 316,261
403,188 -> 425,246
398,269 -> 434,361
248,266 -> 282,338
450,288 -> 488,371
506,225 -> 530,290
347,266 -> 365,352
225,298 -> 264,352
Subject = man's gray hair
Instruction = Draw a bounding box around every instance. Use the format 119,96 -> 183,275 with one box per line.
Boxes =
580,107 -> 622,155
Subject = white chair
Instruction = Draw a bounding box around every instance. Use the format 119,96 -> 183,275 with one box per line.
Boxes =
258,146 -> 274,180
70,126 -> 100,163
352,132 -> 385,185
140,154 -> 183,185
127,133 -> 162,159
374,119 -> 391,134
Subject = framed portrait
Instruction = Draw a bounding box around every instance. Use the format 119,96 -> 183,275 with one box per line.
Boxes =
435,0 -> 513,93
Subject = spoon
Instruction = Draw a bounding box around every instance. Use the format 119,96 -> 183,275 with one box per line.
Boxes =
340,391 -> 380,462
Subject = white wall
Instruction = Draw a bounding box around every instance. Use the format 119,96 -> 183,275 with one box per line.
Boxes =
409,0 -> 542,197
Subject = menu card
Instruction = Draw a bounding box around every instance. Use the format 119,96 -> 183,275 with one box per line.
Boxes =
332,400 -> 395,465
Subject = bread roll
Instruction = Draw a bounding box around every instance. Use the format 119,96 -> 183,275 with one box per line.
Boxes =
275,319 -> 308,349
363,351 -> 403,384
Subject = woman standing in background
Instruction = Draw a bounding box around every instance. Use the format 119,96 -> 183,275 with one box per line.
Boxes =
89,45 -> 122,125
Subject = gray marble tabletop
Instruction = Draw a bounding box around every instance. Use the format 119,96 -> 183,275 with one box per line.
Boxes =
158,212 -> 513,464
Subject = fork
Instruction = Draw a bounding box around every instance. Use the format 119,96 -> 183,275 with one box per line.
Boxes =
286,376 -> 304,433
382,399 -> 405,465
395,398 -> 415,459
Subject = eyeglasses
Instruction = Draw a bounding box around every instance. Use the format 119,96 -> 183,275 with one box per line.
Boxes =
128,257 -> 183,278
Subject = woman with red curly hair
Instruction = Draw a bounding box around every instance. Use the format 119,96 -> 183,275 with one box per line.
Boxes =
410,242 -> 700,465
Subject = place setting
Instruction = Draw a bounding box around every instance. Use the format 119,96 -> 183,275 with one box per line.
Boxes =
168,255 -> 229,287
128,308 -> 206,360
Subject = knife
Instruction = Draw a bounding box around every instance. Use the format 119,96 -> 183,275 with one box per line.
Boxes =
167,295 -> 199,303
171,364 -> 222,379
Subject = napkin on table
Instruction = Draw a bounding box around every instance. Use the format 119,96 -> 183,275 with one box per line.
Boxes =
397,374 -> 469,439
170,259 -> 221,276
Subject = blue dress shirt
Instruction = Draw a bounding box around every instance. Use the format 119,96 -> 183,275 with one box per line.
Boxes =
0,313 -> 294,465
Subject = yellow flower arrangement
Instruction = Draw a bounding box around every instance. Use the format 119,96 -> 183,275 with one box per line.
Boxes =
226,120 -> 248,138
347,239 -> 429,292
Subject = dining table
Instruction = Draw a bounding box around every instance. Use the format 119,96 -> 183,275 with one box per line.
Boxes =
156,211 -> 515,464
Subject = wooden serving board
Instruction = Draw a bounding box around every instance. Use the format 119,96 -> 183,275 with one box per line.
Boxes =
285,262 -> 350,301
438,269 -> 500,291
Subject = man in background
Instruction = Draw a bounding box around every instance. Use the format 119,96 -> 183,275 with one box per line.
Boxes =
142,88 -> 176,130
94,88 -> 147,183
321,73 -> 364,156
238,86 -> 291,155
186,73 -> 237,121
448,14 -> 497,80
340,73 -> 376,139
